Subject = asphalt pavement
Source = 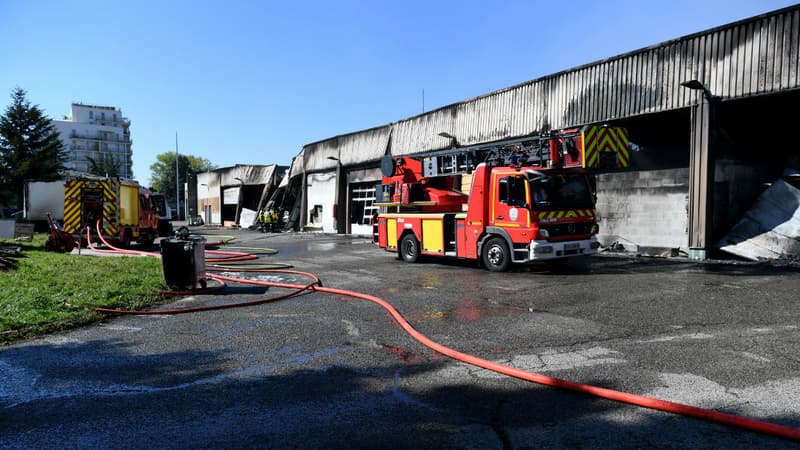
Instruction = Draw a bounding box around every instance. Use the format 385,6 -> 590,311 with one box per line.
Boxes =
2,227 -> 800,449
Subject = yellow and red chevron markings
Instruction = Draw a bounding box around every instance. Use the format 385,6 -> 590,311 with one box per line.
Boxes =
537,209 -> 597,221
582,126 -> 630,168
63,178 -> 118,236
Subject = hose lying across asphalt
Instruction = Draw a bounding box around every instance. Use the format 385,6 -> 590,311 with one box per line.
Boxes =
89,224 -> 800,442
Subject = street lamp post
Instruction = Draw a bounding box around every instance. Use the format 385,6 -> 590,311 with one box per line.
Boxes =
681,79 -> 718,260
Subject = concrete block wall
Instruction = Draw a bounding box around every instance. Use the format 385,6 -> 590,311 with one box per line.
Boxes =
596,168 -> 689,250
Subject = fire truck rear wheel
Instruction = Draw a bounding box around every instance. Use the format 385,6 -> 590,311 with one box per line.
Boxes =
139,232 -> 155,247
400,234 -> 420,263
122,229 -> 132,248
483,237 -> 510,272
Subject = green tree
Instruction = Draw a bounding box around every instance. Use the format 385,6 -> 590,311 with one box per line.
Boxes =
149,152 -> 216,218
86,153 -> 120,178
0,87 -> 66,209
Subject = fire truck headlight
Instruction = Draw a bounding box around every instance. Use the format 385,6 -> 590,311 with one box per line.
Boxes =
537,245 -> 553,254
590,241 -> 601,249
591,224 -> 599,235
537,229 -> 549,240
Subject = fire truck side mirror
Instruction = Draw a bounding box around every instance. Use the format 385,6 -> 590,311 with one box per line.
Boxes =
381,155 -> 396,177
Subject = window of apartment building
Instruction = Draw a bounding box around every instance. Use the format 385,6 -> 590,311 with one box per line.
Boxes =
89,111 -> 93,119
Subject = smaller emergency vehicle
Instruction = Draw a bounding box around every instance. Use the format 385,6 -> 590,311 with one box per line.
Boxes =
63,175 -> 159,247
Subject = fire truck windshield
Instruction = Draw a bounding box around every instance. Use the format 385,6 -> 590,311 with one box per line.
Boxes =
529,173 -> 593,210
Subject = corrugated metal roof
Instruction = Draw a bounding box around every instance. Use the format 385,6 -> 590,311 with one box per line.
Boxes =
214,164 -> 277,186
300,125 -> 392,171
298,5 -> 800,173
288,149 -> 305,179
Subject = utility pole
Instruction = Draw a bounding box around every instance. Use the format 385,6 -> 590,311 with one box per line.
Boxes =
175,132 -> 180,221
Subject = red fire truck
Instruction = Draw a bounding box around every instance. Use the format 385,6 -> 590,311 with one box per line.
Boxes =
372,125 -> 629,271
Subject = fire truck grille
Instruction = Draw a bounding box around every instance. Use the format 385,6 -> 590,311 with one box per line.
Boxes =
541,222 -> 593,237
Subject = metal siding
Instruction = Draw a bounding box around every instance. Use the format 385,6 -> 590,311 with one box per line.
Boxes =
288,151 -> 303,179
669,43 -> 679,110
558,73 -> 567,126
294,6 -> 799,169
757,17 -> 768,92
691,36 -> 703,95
623,56 -> 633,116
661,45 -> 671,109
792,10 -> 800,87
223,187 -> 240,205
604,61 -> 614,118
301,126 -> 391,172
630,56 -> 641,116
723,27 -> 734,97
769,15 -> 780,92
709,30 -> 720,97
218,165 -> 276,187
742,23 -> 753,95
574,69 -> 584,123
780,13 -> 792,88
649,49 -> 658,111
731,27 -> 746,96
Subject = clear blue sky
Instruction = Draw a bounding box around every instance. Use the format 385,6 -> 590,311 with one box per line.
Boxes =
0,0 -> 795,186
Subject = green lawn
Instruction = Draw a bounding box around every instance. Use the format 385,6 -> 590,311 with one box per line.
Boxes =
1,234 -> 166,344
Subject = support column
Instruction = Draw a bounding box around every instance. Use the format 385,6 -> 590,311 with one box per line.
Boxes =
300,167 -> 307,231
687,95 -> 716,260
335,164 -> 347,234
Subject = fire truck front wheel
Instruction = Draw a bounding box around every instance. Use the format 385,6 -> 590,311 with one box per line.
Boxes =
482,237 -> 510,272
400,233 -> 421,263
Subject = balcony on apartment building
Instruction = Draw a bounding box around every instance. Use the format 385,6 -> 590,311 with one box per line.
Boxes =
90,117 -> 130,128
69,132 -> 132,144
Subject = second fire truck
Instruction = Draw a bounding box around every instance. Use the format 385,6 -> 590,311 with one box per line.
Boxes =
373,125 -> 630,271
63,175 -> 160,247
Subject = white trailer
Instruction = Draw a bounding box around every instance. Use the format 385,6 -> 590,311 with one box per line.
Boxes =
24,180 -> 65,222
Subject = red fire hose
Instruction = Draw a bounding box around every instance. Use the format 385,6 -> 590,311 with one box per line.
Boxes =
90,223 -> 800,442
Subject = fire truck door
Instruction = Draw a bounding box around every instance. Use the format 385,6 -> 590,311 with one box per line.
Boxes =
493,175 -> 528,227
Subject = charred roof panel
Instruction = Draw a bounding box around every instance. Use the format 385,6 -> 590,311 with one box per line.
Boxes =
298,5 -> 800,170
209,164 -> 277,187
300,125 -> 391,172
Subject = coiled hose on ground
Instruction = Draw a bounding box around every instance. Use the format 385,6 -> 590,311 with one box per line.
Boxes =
88,223 -> 800,442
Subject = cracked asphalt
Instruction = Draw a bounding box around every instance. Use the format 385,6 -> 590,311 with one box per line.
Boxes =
2,228 -> 800,449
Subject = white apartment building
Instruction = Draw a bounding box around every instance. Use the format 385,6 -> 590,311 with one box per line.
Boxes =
52,103 -> 133,178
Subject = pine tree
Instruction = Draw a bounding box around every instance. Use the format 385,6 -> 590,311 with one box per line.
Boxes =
0,87 -> 66,209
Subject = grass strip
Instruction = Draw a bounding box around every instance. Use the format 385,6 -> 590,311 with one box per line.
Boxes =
1,234 -> 166,344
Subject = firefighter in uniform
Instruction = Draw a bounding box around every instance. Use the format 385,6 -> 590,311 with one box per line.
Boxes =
257,209 -> 269,233
268,209 -> 279,232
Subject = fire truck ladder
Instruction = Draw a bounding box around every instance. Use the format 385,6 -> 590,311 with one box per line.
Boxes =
418,125 -> 629,178
419,130 -> 584,179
